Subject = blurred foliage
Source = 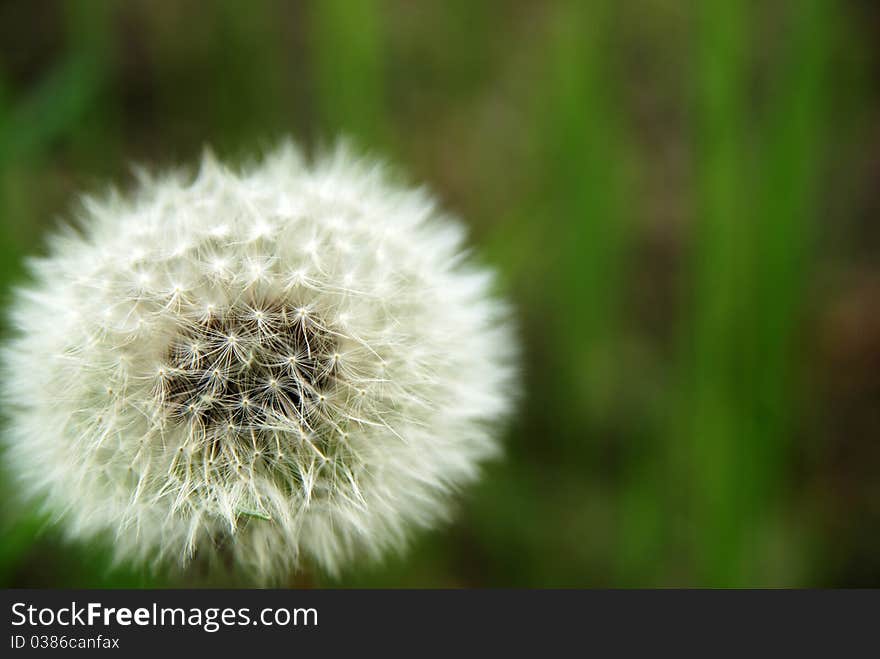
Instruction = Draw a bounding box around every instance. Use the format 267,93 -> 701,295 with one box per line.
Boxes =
0,0 -> 877,587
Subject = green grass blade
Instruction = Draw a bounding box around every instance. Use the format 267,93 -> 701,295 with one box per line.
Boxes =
308,0 -> 385,146
678,0 -> 834,586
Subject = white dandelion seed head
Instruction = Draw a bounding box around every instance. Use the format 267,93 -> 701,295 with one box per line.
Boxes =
1,141 -> 517,582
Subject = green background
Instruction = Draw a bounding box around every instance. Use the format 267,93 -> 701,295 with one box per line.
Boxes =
1,0 -> 878,588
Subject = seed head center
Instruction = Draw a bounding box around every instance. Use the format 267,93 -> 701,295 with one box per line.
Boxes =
161,303 -> 337,433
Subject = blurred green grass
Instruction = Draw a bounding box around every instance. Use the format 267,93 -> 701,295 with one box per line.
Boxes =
0,0 -> 875,587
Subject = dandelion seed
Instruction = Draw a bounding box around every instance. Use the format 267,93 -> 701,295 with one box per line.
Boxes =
1,141 -> 517,582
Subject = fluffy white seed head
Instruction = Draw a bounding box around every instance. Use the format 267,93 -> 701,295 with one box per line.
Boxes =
1,142 -> 516,582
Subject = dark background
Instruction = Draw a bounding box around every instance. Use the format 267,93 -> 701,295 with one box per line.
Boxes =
0,0 -> 878,587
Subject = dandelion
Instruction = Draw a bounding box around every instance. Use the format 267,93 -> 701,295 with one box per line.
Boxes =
1,142 -> 517,582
